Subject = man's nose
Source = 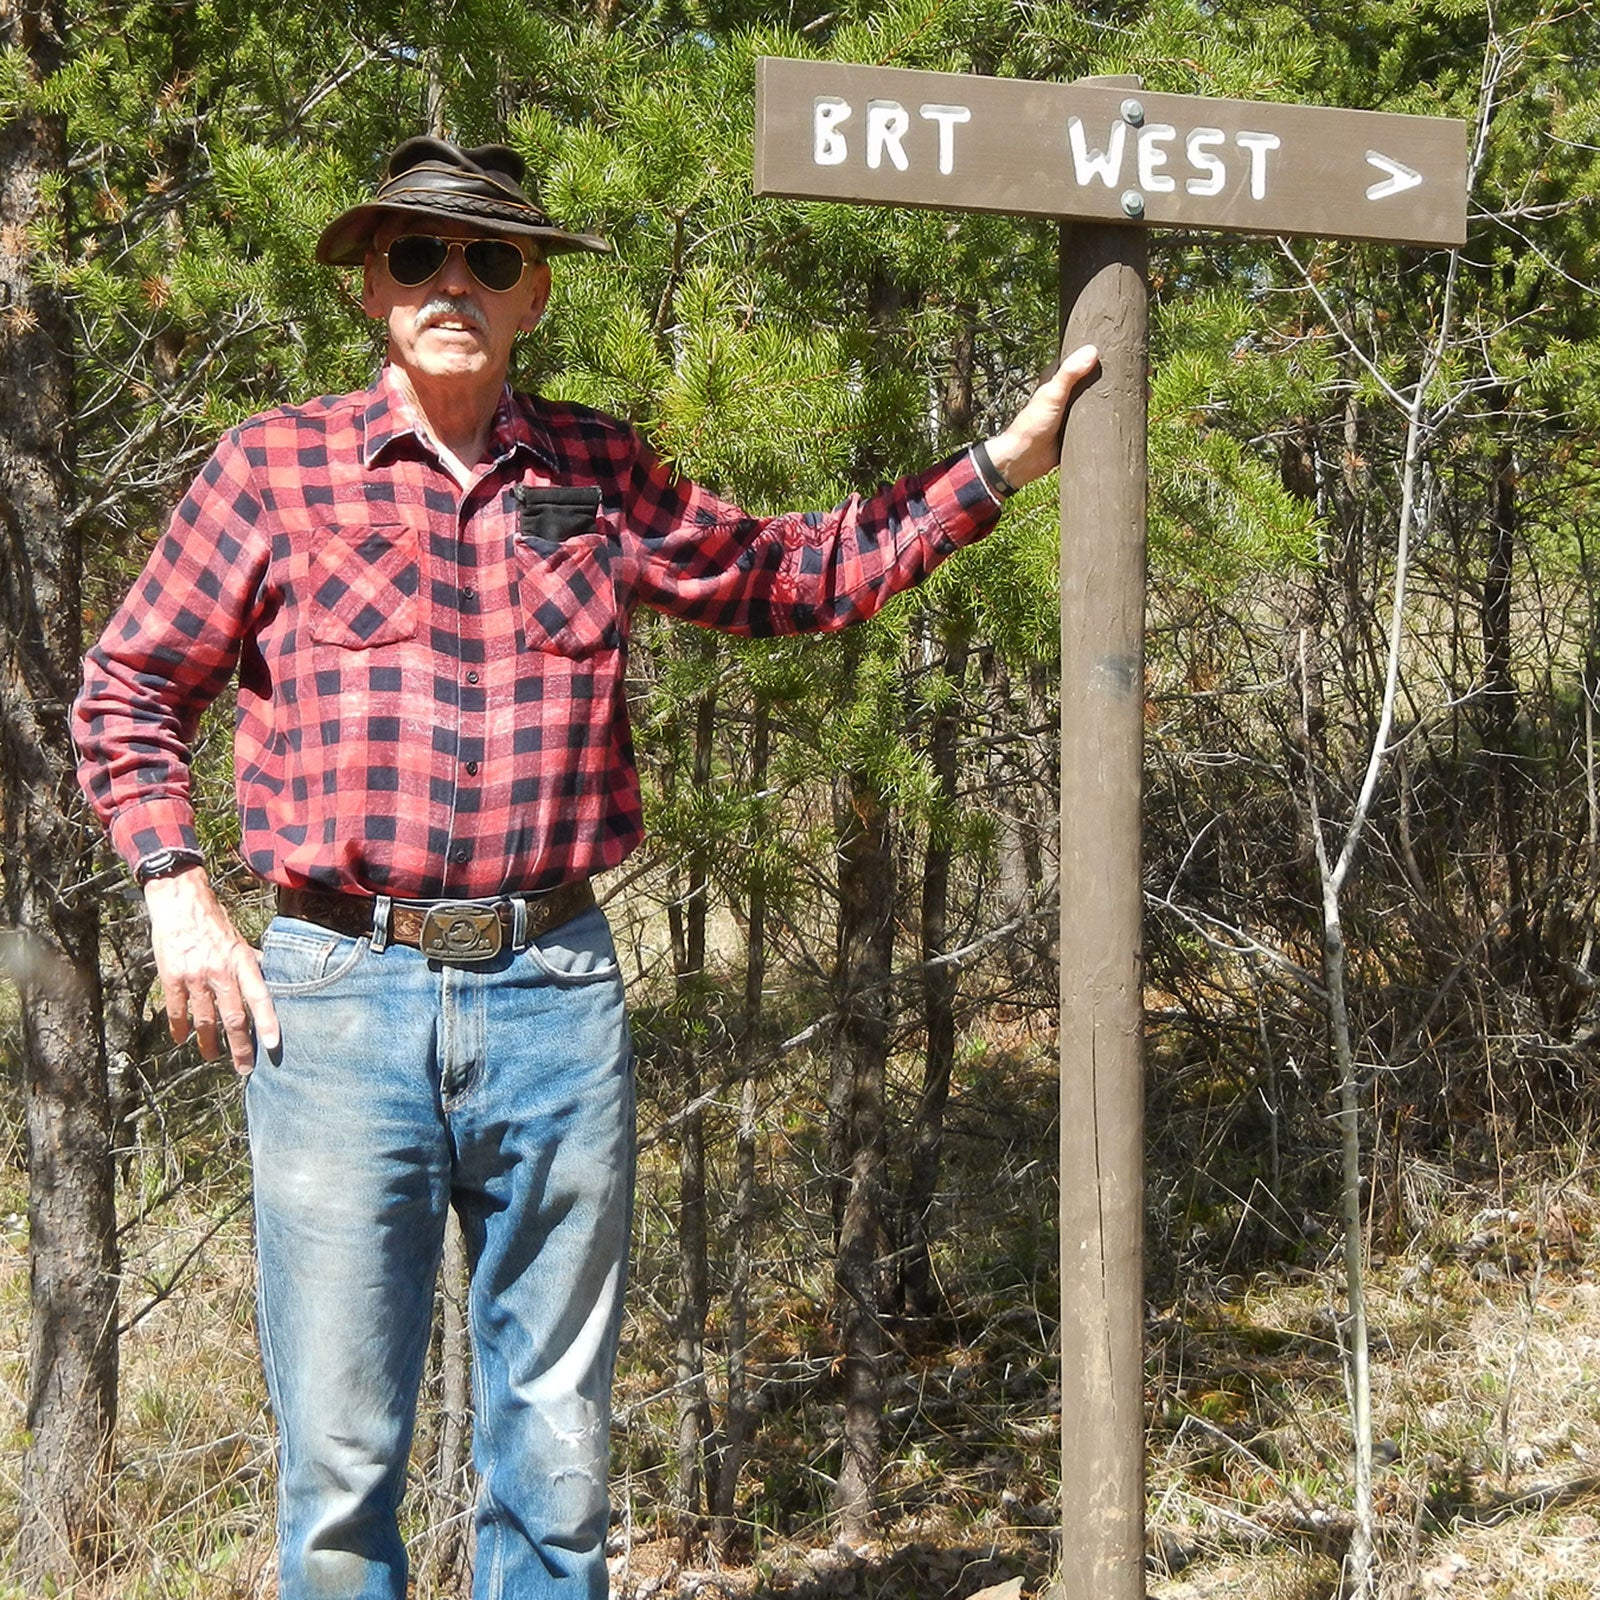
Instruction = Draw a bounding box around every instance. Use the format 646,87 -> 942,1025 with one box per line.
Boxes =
434,245 -> 477,292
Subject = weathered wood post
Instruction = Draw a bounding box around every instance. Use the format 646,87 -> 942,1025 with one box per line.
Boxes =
753,57 -> 1467,1592
1055,200 -> 1148,1596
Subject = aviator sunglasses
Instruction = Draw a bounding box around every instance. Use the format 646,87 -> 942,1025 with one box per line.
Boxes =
382,234 -> 538,293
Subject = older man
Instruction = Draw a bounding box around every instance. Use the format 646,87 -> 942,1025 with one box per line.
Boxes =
74,138 -> 1097,1599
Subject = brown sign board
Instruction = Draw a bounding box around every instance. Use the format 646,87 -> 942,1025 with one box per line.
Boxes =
754,57 -> 1468,248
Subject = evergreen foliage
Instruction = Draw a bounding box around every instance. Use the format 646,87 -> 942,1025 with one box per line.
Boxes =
7,0 -> 1600,1583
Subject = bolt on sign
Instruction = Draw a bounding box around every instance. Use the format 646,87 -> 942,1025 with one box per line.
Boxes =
754,57 -> 1468,248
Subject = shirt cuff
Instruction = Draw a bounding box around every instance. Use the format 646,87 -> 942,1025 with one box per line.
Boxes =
108,798 -> 205,879
915,445 -> 1009,544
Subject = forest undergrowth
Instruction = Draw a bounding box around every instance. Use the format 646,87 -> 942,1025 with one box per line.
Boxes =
5,942 -> 1600,1600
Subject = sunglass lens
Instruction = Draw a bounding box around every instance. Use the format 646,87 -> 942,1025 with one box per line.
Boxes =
388,235 -> 448,286
464,239 -> 526,291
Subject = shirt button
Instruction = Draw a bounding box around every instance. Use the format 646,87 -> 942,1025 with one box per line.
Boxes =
465,760 -> 479,776
466,670 -> 480,684
462,587 -> 476,605
450,844 -> 470,864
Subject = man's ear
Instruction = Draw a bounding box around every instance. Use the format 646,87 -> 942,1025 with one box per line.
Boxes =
519,263 -> 554,333
360,252 -> 384,319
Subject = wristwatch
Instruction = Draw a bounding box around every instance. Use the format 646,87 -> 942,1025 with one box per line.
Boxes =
134,848 -> 203,884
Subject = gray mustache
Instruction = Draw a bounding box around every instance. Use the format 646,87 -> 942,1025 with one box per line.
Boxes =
414,297 -> 490,336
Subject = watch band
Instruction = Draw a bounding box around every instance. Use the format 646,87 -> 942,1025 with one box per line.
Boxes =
135,848 -> 204,884
971,439 -> 1019,500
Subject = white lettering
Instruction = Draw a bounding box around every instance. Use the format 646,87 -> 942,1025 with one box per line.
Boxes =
919,103 -> 972,175
814,97 -> 851,166
1067,116 -> 1128,187
1185,127 -> 1226,196
1235,130 -> 1282,199
866,100 -> 911,171
1137,123 -> 1177,193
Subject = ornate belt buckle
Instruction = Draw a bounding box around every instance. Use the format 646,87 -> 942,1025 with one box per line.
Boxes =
419,903 -> 503,963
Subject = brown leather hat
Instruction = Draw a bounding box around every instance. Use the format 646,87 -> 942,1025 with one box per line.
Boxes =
315,136 -> 609,265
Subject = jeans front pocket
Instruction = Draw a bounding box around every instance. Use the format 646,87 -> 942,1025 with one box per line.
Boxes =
260,919 -> 371,995
521,904 -> 624,985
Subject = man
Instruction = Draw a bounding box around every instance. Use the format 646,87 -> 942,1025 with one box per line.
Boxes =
74,137 -> 1097,1599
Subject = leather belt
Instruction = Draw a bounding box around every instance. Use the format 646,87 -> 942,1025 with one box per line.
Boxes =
277,879 -> 596,963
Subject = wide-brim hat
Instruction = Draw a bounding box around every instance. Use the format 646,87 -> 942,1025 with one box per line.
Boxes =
315,136 -> 610,266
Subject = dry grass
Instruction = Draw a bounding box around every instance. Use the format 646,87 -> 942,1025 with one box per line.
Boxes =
1146,1178 -> 1600,1600
1,1139 -> 278,1599
6,1000 -> 1600,1597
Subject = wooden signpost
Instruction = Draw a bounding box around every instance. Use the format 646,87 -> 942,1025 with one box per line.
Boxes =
756,58 -> 1467,247
754,56 -> 1467,1599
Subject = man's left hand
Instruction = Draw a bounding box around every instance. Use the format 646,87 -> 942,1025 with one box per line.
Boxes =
983,343 -> 1101,491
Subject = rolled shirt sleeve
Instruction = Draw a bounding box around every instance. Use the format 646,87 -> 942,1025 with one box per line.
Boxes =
615,429 -> 1004,636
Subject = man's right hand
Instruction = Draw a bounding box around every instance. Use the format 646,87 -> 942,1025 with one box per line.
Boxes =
143,865 -> 280,1074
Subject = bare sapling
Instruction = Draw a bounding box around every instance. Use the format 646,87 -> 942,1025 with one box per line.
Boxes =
1280,30 -> 1505,1591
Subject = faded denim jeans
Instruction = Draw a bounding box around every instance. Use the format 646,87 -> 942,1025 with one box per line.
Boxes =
245,902 -> 635,1599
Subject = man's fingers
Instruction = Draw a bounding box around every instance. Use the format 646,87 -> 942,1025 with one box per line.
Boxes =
208,952 -> 274,1074
189,990 -> 224,1062
984,343 -> 1104,490
236,951 -> 280,1064
219,1008 -> 256,1074
1048,343 -> 1102,449
202,994 -> 253,1072
233,940 -> 278,1068
145,872 -> 268,1072
1040,343 -> 1100,416
164,984 -> 193,1045
1058,341 -> 1100,385
157,956 -> 270,1070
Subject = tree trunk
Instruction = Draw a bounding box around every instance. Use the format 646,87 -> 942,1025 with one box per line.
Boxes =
827,278 -> 912,1530
829,765 -> 895,1543
1483,438 -> 1527,954
983,652 -> 1033,924
1,0 -> 120,1579
711,700 -> 769,1554
900,631 -> 968,1320
672,685 -> 716,1552
942,305 -> 975,440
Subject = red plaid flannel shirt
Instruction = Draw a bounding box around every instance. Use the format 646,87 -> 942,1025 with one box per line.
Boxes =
75,367 -> 1004,898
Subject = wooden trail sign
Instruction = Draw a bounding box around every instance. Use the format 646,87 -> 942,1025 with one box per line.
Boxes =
754,54 -> 1468,1600
755,57 -> 1468,247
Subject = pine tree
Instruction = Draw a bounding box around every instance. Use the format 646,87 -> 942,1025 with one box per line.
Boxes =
2,0 -> 118,1579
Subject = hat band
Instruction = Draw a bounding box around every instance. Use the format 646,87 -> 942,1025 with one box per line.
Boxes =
375,163 -> 550,225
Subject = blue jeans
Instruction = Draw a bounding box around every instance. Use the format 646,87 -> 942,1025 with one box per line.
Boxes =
246,903 -> 635,1600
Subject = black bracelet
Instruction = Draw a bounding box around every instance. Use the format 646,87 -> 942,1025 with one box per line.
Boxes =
971,439 -> 1019,499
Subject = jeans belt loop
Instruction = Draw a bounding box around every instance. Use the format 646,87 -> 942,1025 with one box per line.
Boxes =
511,895 -> 529,950
370,893 -> 392,953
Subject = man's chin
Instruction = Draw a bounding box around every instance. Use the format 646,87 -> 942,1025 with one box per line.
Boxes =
410,342 -> 493,379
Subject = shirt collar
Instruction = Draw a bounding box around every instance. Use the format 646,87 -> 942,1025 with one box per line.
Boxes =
359,366 -> 415,466
485,386 -> 558,473
360,366 -> 559,474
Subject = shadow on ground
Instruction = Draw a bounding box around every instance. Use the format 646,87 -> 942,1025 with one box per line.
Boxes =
614,1535 -> 1053,1598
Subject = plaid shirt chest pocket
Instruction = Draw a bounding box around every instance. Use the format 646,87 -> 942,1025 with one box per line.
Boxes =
513,487 -> 620,657
307,523 -> 421,649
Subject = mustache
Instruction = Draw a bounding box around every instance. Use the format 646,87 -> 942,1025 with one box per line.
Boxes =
413,296 -> 490,336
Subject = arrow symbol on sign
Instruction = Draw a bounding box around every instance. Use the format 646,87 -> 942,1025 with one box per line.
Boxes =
1365,150 -> 1423,201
